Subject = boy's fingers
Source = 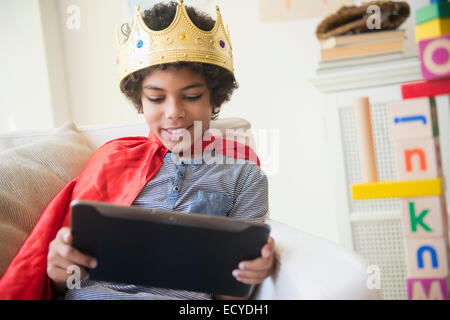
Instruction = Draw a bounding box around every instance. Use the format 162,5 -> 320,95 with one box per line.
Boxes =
48,264 -> 90,285
237,278 -> 263,285
239,255 -> 273,272
56,244 -> 97,269
234,274 -> 266,285
66,264 -> 91,281
233,269 -> 266,280
261,237 -> 275,258
50,256 -> 90,277
262,246 -> 272,258
47,265 -> 71,284
49,255 -> 74,271
63,232 -> 72,244
56,227 -> 72,244
233,237 -> 276,285
49,258 -> 91,281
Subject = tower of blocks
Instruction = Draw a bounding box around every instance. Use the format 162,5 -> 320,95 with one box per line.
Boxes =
416,0 -> 450,80
351,95 -> 450,299
350,1 -> 450,300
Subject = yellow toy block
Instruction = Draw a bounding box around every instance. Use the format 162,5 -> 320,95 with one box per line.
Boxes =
351,178 -> 442,200
415,17 -> 450,42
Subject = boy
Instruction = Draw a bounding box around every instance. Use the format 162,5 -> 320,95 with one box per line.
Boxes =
0,0 -> 275,300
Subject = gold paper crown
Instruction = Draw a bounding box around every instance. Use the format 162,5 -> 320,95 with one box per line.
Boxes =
116,0 -> 234,83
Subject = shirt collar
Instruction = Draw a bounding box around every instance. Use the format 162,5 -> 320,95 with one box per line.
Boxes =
165,150 -> 217,166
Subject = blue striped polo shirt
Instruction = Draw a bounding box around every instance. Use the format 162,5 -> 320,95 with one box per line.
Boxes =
64,150 -> 269,300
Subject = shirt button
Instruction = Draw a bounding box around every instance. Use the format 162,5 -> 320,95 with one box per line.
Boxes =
179,173 -> 184,178
173,186 -> 180,192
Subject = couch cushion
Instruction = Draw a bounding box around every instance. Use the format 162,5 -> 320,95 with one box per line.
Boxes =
0,122 -> 94,277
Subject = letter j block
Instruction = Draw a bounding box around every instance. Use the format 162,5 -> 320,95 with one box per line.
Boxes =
389,97 -> 438,140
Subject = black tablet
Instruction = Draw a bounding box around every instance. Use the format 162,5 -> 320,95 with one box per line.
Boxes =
70,200 -> 270,297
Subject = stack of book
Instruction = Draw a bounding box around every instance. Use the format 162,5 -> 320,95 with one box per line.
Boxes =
318,29 -> 407,70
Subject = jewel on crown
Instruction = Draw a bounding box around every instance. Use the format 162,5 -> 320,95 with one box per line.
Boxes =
116,0 -> 234,84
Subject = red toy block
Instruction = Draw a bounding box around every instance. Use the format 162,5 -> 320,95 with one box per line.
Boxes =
401,78 -> 450,99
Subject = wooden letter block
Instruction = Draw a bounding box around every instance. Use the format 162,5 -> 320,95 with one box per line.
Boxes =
405,237 -> 450,278
401,78 -> 450,99
407,277 -> 449,300
394,137 -> 442,180
415,17 -> 450,42
416,1 -> 450,25
389,97 -> 438,140
401,196 -> 449,238
419,34 -> 450,80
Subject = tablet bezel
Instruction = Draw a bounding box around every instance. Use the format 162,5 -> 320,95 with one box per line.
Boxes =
69,200 -> 271,297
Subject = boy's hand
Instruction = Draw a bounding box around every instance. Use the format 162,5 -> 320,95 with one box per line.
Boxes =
47,227 -> 97,293
232,236 -> 276,285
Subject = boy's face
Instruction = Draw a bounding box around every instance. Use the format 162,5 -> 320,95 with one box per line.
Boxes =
141,67 -> 212,154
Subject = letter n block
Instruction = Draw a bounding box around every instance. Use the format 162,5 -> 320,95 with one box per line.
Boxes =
394,137 -> 442,180
401,196 -> 449,238
404,237 -> 450,278
407,277 -> 449,300
389,97 -> 438,140
419,34 -> 450,80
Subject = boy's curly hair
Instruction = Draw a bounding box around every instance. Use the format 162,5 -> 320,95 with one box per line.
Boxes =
119,1 -> 238,120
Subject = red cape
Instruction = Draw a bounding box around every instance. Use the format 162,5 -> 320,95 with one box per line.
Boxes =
0,130 -> 259,300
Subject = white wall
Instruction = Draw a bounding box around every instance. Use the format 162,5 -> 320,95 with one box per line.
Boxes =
39,0 -> 72,126
56,0 -> 140,126
216,1 -> 339,243
0,0 -> 427,245
0,0 -> 56,132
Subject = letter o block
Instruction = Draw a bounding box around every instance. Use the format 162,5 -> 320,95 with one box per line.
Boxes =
419,34 -> 450,80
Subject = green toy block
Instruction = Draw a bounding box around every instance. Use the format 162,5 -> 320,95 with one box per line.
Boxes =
416,2 -> 450,25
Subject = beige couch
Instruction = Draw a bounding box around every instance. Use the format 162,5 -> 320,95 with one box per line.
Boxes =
0,119 -> 381,299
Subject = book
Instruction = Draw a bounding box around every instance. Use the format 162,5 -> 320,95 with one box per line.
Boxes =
317,52 -> 404,70
320,39 -> 404,61
320,30 -> 406,49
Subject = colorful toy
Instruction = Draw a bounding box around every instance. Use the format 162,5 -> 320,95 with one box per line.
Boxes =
350,2 -> 450,296
351,178 -> 442,200
415,1 -> 450,80
401,196 -> 449,238
415,17 -> 450,42
407,278 -> 449,300
351,93 -> 449,299
401,78 -> 450,99
419,35 -> 450,80
389,97 -> 439,139
416,1 -> 450,25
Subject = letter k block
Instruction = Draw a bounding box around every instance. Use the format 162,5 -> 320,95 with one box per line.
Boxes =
401,196 -> 448,238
